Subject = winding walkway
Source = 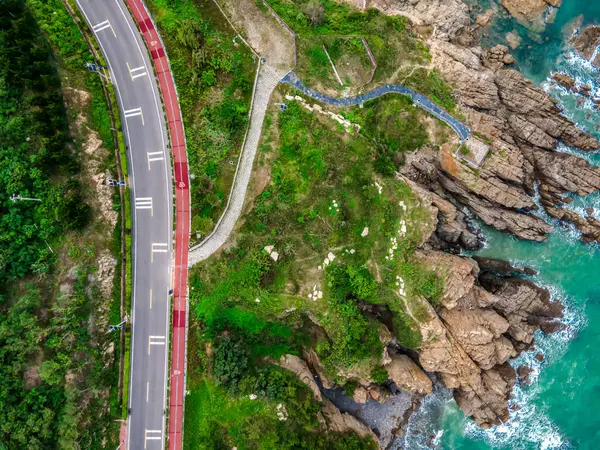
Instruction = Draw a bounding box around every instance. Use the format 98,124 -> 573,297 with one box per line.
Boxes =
188,63 -> 284,264
281,71 -> 471,141
189,71 -> 471,265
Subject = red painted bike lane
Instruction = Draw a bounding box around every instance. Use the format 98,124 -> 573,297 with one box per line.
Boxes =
124,1 -> 190,449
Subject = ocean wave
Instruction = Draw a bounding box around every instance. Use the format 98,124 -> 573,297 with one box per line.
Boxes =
462,284 -> 584,450
554,142 -> 600,165
401,278 -> 585,450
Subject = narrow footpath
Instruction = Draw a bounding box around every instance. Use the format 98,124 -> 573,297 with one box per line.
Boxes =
281,71 -> 471,141
189,70 -> 471,265
188,63 -> 284,264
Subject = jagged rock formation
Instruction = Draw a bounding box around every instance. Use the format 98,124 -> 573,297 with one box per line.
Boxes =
277,354 -> 323,401
472,256 -> 537,276
572,25 -> 600,68
399,182 -> 564,427
273,0 -> 587,438
412,38 -> 600,243
350,1 -> 600,244
341,0 -> 469,39
414,253 -> 562,427
319,399 -> 380,442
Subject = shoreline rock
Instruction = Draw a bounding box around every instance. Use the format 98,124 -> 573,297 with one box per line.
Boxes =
572,25 -> 600,68
499,0 -> 561,32
273,0 -> 586,439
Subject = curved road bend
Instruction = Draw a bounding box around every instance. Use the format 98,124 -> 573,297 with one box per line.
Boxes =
75,1 -> 173,448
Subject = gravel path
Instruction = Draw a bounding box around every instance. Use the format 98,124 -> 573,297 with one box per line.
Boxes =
188,63 -> 283,264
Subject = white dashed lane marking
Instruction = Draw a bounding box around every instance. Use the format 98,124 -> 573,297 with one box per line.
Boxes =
147,335 -> 166,355
144,429 -> 162,448
91,19 -> 116,37
147,151 -> 164,170
124,107 -> 145,126
135,197 -> 153,215
126,61 -> 148,80
151,243 -> 168,263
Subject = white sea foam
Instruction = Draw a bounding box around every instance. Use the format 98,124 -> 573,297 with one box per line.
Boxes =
401,277 -> 585,450
554,142 -> 600,165
461,288 -> 583,450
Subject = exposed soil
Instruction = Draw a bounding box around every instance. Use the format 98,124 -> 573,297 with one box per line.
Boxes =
218,0 -> 295,71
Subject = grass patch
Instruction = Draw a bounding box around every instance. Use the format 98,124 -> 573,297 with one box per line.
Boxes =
190,95 -> 441,388
145,0 -> 257,242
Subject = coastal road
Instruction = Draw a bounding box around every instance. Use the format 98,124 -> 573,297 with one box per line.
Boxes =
75,0 -> 174,448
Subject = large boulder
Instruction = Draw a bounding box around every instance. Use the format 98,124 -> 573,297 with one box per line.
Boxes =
320,400 -> 379,443
278,354 -> 322,401
384,354 -> 432,394
414,250 -> 478,309
440,305 -> 516,370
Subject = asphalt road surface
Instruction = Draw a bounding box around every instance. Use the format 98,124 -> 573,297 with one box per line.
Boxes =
75,1 -> 173,448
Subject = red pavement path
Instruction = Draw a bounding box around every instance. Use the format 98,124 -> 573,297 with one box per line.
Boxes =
124,1 -> 190,449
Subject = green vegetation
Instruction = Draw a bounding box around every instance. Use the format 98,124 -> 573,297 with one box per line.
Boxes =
145,0 -> 257,240
318,264 -> 382,372
370,365 -> 389,384
0,0 -> 123,447
1,3 -> 88,283
361,95 -> 430,174
266,0 -> 457,111
187,90 -> 445,444
185,375 -> 376,450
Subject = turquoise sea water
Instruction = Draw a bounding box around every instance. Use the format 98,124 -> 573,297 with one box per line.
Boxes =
403,1 -> 600,449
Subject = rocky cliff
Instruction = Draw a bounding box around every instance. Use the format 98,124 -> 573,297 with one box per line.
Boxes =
275,0 -> 592,442
353,0 -> 600,245
333,0 -> 589,438
406,207 -> 563,428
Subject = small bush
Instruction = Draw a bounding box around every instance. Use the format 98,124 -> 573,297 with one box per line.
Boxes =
370,365 -> 389,384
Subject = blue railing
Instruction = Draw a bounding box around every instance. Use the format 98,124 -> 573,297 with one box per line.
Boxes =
280,71 -> 471,141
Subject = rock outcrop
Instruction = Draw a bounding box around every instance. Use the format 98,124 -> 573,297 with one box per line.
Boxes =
472,256 -> 537,276
342,0 -> 469,39
320,400 -> 379,442
277,354 -> 322,401
572,25 -> 600,68
499,0 -> 560,31
277,0 -> 587,436
396,36 -> 600,244
384,354 -> 432,394
413,250 -> 562,427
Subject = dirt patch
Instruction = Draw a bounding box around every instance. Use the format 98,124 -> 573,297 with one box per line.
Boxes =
218,0 -> 295,71
440,145 -> 459,176
23,352 -> 44,390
